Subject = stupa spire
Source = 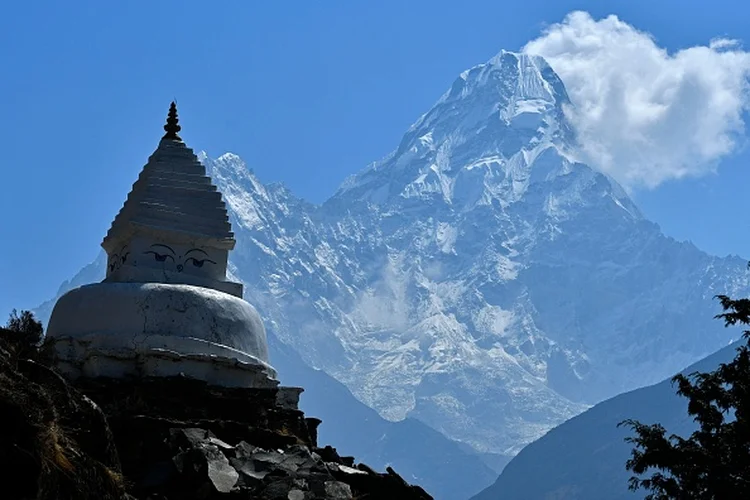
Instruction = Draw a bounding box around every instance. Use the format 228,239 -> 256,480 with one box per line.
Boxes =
162,101 -> 182,140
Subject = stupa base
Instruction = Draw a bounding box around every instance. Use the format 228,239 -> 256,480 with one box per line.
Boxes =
47,333 -> 279,389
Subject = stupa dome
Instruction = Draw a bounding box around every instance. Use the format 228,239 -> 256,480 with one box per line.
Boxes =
45,103 -> 277,388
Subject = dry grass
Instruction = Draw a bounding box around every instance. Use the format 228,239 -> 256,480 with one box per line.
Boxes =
276,423 -> 307,444
0,338 -> 128,500
39,422 -> 76,474
102,466 -> 126,490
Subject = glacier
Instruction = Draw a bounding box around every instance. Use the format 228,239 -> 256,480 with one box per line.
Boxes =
37,50 -> 750,458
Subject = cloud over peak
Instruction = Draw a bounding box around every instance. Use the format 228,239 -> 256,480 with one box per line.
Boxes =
523,11 -> 750,190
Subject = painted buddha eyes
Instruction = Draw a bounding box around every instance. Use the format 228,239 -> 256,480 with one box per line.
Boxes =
144,251 -> 174,263
185,257 -> 215,268
144,244 -> 178,264
143,244 -> 216,272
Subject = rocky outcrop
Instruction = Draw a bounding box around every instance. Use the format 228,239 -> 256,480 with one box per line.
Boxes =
84,375 -> 433,499
0,335 -> 127,500
0,338 -> 432,500
118,425 -> 431,500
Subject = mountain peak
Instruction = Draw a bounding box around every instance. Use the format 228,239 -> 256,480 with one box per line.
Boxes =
403,50 -> 572,150
333,49 -> 585,210
451,50 -> 568,107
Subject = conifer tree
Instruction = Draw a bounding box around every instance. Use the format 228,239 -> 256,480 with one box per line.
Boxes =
620,294 -> 750,499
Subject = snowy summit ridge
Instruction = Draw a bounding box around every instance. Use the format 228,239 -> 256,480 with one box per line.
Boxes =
337,51 -> 577,203
41,50 -> 750,457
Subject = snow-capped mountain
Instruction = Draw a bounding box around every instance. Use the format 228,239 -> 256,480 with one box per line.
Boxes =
40,50 -> 750,457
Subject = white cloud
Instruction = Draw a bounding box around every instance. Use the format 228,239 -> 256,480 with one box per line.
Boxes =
523,11 -> 750,189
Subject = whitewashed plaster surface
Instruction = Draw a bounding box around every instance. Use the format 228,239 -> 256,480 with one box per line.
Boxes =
47,282 -> 277,386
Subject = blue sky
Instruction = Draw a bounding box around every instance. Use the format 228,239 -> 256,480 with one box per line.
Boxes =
1,0 -> 750,319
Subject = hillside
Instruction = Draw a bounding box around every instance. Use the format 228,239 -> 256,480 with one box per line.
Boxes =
471,339 -> 741,500
0,334 -> 432,499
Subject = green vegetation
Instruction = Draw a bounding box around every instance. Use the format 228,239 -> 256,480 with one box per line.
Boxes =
0,309 -> 43,359
620,294 -> 750,499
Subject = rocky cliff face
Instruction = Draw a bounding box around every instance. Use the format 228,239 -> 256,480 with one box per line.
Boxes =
0,335 -> 126,500
0,335 -> 432,500
39,50 -> 750,460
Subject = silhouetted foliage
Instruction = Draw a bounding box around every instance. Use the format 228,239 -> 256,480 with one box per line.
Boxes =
1,309 -> 43,359
619,294 -> 750,499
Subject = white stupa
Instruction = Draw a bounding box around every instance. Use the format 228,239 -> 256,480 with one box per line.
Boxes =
46,103 -> 278,388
